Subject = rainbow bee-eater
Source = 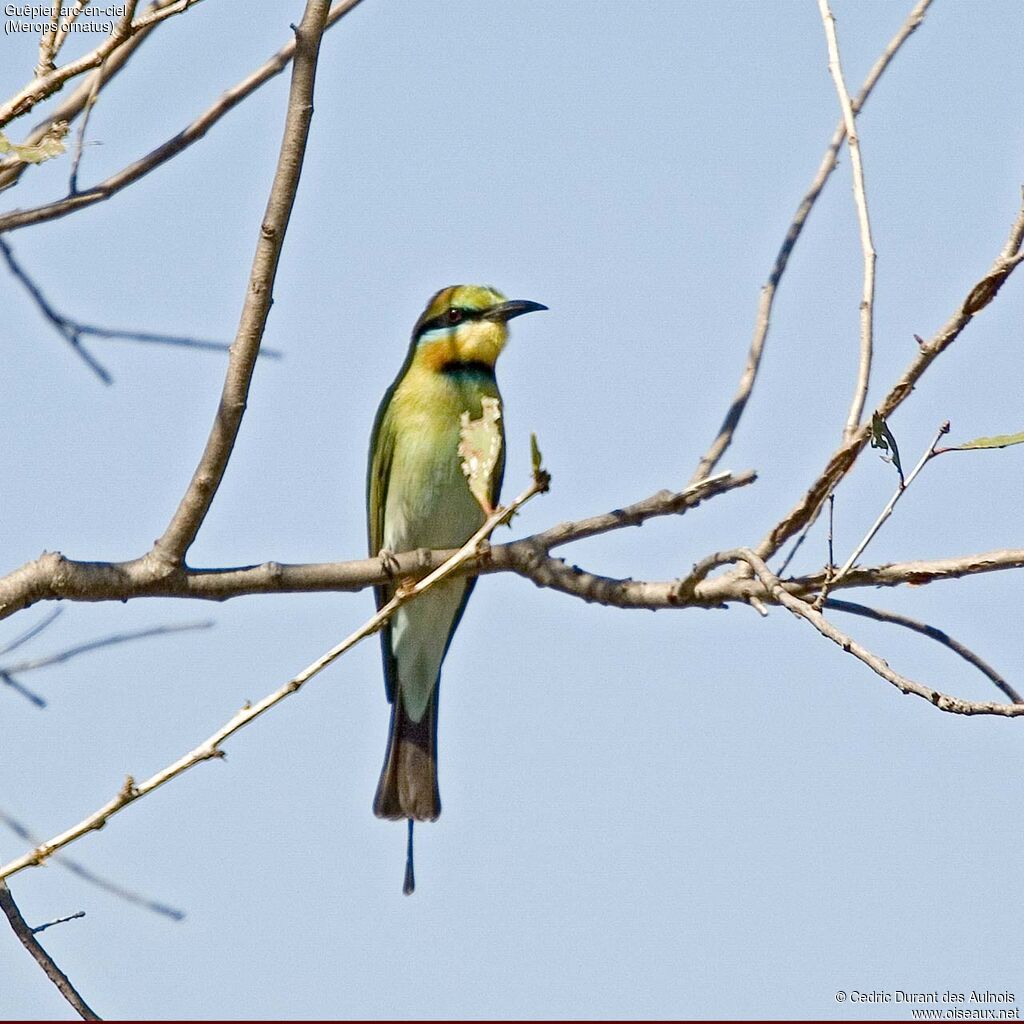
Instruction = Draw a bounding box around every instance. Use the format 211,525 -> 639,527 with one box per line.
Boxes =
367,285 -> 546,884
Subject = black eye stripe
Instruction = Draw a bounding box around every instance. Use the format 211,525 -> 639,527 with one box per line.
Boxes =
416,306 -> 484,338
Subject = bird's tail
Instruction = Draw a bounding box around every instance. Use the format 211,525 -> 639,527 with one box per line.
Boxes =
373,689 -> 440,823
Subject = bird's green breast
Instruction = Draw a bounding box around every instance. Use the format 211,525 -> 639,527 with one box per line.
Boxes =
382,364 -> 502,553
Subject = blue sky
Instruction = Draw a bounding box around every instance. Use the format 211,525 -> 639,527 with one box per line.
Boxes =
1,1 -> 1023,1018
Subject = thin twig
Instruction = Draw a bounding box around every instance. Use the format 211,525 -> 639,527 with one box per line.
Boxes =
825,421 -> 949,595
68,66 -> 104,194
733,549 -> 1024,718
0,671 -> 46,707
0,607 -> 63,656
818,0 -> 877,441
0,236 -> 110,383
0,474 -> 547,884
0,881 -> 101,1021
0,0 -> 366,232
0,620 -> 213,676
35,0 -> 64,77
825,599 -> 1024,704
32,910 -> 86,935
689,0 -> 933,483
2,218 -> 280,379
0,810 -> 185,920
51,0 -> 94,59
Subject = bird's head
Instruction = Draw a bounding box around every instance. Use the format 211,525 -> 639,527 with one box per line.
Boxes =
411,284 -> 547,371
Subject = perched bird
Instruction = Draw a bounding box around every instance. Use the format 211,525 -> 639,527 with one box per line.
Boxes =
367,285 -> 546,887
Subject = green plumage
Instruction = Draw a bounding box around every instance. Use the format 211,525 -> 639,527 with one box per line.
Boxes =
366,285 -> 545,833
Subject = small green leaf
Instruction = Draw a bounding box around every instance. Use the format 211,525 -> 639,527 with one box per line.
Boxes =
0,121 -> 68,166
458,397 -> 502,512
870,412 -> 904,484
948,430 -> 1024,451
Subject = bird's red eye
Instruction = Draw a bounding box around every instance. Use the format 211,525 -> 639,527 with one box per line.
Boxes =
446,307 -> 463,325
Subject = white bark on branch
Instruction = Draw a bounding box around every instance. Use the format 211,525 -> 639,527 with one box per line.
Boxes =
689,0 -> 933,483
817,0 -> 877,442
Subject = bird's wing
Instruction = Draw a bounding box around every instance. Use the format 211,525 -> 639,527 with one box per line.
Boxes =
367,390 -> 400,704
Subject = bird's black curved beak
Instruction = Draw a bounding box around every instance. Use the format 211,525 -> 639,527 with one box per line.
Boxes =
483,299 -> 548,322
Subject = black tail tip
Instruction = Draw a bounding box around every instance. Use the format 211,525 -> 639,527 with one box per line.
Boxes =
403,818 -> 416,895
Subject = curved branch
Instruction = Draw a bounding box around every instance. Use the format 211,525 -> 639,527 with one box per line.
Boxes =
818,0 -> 877,441
825,599 -> 1023,704
733,549 -> 1024,718
0,881 -> 100,1021
0,0 -> 365,233
757,191 -> 1024,561
150,1 -> 331,567
689,0 -> 933,483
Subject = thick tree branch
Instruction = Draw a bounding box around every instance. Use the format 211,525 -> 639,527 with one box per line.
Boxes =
0,0 -> 365,232
689,0 -> 932,483
0,473 -> 755,621
0,880 -> 100,1021
150,0 -> 331,567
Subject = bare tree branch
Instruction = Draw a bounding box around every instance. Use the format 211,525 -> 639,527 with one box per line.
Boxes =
149,0 -> 332,568
824,599 -> 1024,705
0,486 -> 1018,625
0,620 -> 212,677
757,189 -> 1024,562
3,236 -> 276,381
0,0 -> 365,233
0,0 -> 186,194
31,910 -> 85,935
0,473 -> 754,619
818,0 -> 877,441
821,422 -> 948,599
689,0 -> 933,483
0,810 -> 185,920
0,607 -> 63,656
0,236 -> 111,383
0,472 -> 548,885
0,880 -> 100,1021
0,0 -> 206,130
732,548 -> 1024,718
